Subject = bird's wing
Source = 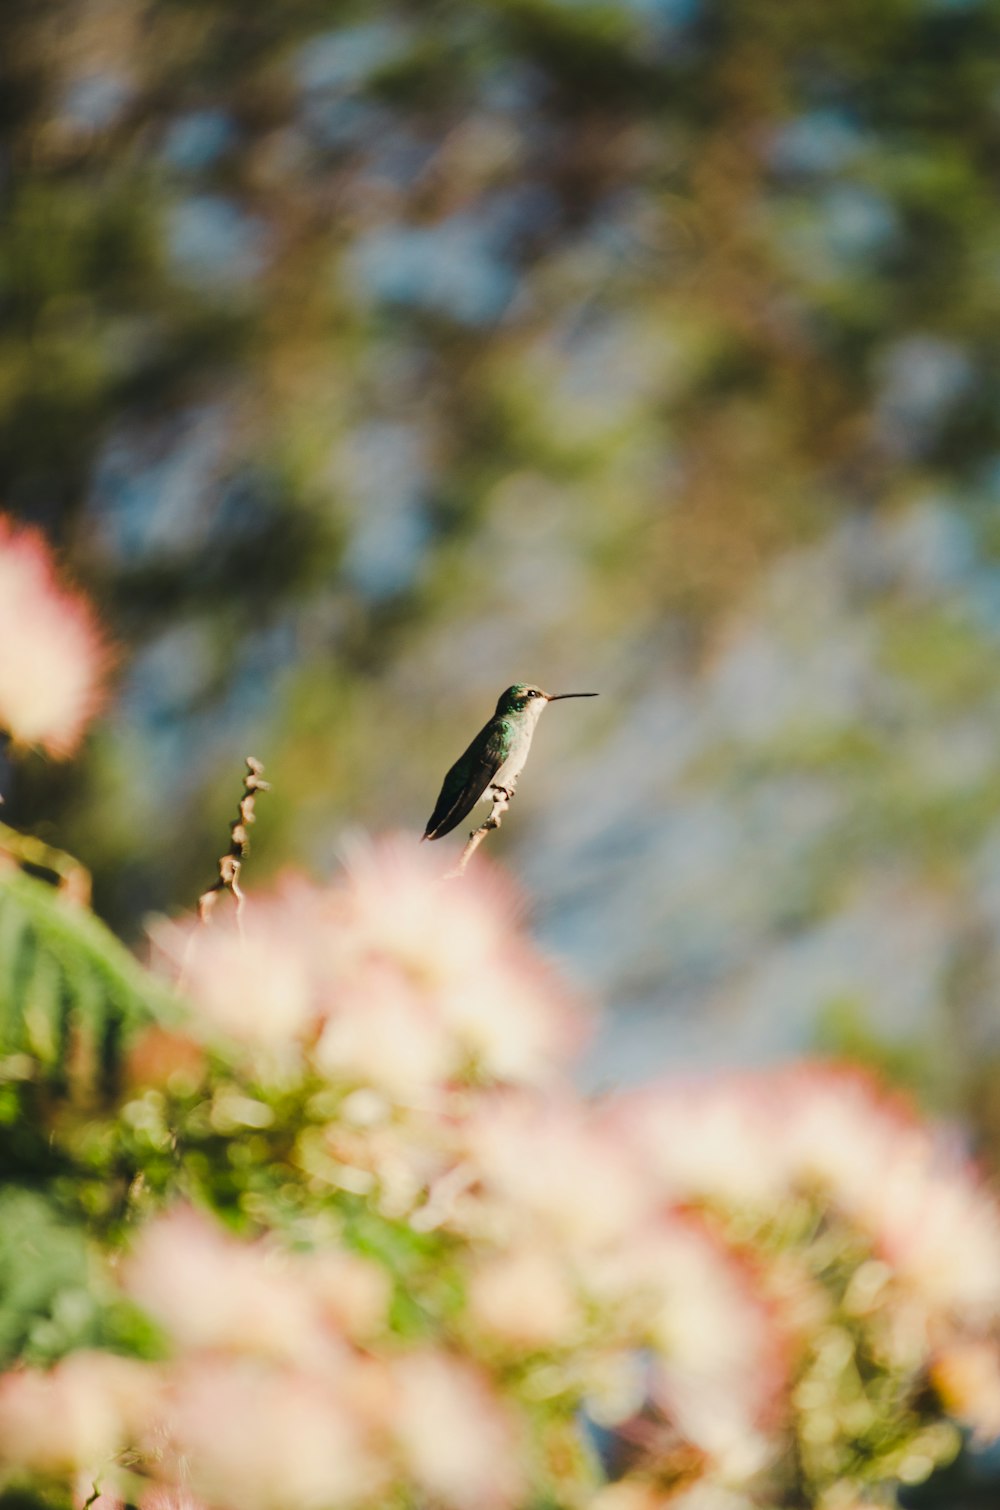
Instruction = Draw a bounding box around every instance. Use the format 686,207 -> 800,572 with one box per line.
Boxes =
423,723 -> 507,840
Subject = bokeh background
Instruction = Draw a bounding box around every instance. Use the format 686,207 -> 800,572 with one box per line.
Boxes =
6,0 -> 1000,1138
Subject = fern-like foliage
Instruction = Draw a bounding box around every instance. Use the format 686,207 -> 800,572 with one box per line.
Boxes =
0,868 -> 173,1097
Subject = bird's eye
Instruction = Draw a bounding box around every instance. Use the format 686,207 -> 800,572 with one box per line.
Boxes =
527,689 -> 539,698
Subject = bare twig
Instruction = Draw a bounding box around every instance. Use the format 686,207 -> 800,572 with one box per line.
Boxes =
445,786 -> 510,879
197,756 -> 270,931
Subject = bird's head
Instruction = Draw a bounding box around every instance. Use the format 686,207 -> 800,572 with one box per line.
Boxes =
494,684 -> 598,717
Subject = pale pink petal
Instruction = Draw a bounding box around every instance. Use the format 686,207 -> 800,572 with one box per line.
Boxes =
153,1358 -> 382,1510
390,1350 -> 523,1509
0,515 -> 108,757
123,1206 -> 337,1369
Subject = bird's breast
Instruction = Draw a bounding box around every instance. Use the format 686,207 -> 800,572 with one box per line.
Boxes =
491,722 -> 534,791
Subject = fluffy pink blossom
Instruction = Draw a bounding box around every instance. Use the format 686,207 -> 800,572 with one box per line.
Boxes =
872,1151 -> 1000,1326
466,1239 -> 582,1351
615,1062 -> 1000,1351
0,1352 -> 157,1480
462,1090 -> 652,1255
764,1066 -> 1000,1327
300,1249 -> 391,1342
593,1487 -> 753,1510
122,1206 -> 339,1369
152,841 -> 585,1098
0,515 -> 108,756
151,1357 -> 382,1510
151,895 -> 318,1067
591,1216 -> 787,1481
608,1072 -> 789,1211
327,838 -> 587,1085
772,1063 -> 921,1217
314,959 -> 455,1097
388,1350 -> 523,1509
140,1490 -> 212,1510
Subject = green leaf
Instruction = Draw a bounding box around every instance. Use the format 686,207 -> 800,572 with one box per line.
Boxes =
0,1185 -> 166,1368
0,869 -> 175,1096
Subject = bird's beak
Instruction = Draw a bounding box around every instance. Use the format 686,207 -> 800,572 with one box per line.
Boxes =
546,692 -> 599,701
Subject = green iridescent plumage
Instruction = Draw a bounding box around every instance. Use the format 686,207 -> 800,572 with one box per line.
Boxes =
422,684 -> 597,841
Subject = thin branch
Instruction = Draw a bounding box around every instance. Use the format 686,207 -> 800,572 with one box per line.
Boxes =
445,786 -> 510,879
197,756 -> 270,930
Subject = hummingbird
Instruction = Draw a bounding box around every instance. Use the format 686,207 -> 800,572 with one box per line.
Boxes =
422,683 -> 598,841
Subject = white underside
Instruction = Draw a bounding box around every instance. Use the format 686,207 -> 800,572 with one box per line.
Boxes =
483,712 -> 542,800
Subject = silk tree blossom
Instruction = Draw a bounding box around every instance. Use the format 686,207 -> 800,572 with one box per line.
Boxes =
325,1104 -> 458,1220
151,895 -> 317,1068
763,1067 -> 1000,1330
0,515 -> 108,756
612,1059 -> 1000,1476
590,1217 -> 787,1483
326,838 -> 586,1085
122,1205 -> 340,1368
860,1147 -> 1000,1327
149,1357 -> 384,1510
615,1064 -> 1000,1334
607,1073 -> 791,1212
466,1238 -> 583,1351
152,841 -> 583,1096
0,1352 -> 158,1482
772,1064 -> 923,1218
300,1249 -> 391,1343
610,1064 -> 917,1221
141,1489 -> 212,1510
647,1236 -> 785,1483
388,1349 -> 524,1510
451,1091 -> 788,1482
314,960 -> 455,1097
460,1090 -> 653,1255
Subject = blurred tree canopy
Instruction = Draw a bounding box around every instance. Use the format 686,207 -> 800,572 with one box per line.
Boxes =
6,0 -> 1000,1143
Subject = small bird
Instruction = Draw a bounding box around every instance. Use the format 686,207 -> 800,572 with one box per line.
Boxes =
422,683 -> 598,841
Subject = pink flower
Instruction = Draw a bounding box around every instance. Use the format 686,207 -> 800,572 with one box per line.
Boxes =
151,890 -> 320,1067
328,838 -> 586,1086
871,1149 -> 1000,1326
123,1206 -> 337,1369
151,1357 -> 382,1510
466,1240 -> 582,1351
770,1066 -> 1000,1327
0,1352 -> 157,1479
388,1350 -> 523,1509
314,960 -> 455,1097
616,1061 -> 1000,1366
140,1489 -> 212,1510
591,1216 -> 787,1481
153,842 -> 586,1100
462,1090 -> 652,1254
609,1073 -> 788,1211
0,515 -> 108,756
300,1249 -> 391,1342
